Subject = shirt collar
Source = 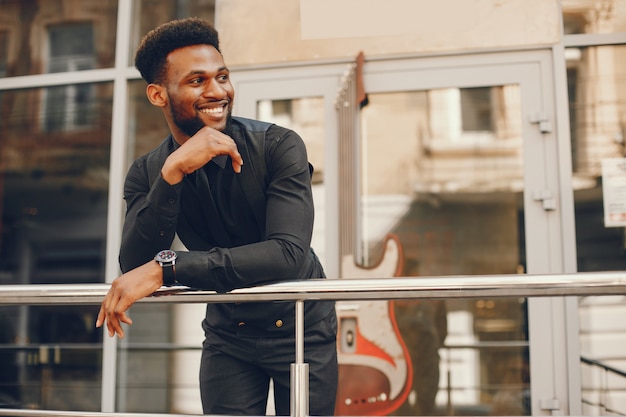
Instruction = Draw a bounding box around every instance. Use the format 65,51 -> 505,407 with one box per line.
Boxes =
212,155 -> 228,169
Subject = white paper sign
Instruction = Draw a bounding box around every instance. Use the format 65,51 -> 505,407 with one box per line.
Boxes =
602,158 -> 626,227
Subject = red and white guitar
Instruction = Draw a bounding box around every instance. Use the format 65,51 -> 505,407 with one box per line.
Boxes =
335,233 -> 413,416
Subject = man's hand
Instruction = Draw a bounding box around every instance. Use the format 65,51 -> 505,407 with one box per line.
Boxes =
161,126 -> 244,185
96,260 -> 164,338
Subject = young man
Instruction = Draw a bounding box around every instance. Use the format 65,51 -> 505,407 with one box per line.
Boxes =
96,17 -> 337,416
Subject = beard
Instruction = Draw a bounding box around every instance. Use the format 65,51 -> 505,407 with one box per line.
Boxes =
169,99 -> 232,137
172,112 -> 205,137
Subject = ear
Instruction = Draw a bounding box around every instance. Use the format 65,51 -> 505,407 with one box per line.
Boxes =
146,83 -> 167,107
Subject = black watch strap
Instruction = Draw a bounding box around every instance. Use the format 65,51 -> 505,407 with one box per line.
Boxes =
161,263 -> 177,286
155,250 -> 178,286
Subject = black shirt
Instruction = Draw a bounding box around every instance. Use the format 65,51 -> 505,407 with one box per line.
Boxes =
119,117 -> 334,336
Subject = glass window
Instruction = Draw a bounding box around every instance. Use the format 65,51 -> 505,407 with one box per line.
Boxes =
461,87 -> 494,132
0,84 -> 112,284
568,44 -> 626,414
44,23 -> 96,132
427,86 -> 520,151
114,304 -> 174,413
43,82 -> 96,132
47,23 -> 95,73
127,79 -> 169,165
568,45 -> 625,178
0,304 -> 102,410
0,0 -> 117,78
0,80 -> 111,410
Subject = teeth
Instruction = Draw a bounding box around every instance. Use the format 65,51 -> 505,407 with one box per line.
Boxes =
200,107 -> 224,115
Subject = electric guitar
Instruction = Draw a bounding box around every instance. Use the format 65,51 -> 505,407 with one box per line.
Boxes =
335,233 -> 413,415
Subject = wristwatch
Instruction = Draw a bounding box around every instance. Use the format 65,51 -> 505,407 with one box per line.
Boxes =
154,249 -> 178,286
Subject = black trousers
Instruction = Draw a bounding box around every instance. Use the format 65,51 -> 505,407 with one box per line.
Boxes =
199,311 -> 338,416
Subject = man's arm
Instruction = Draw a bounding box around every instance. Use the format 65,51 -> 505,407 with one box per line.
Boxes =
119,127 -> 244,272
100,127 -> 244,337
119,161 -> 182,272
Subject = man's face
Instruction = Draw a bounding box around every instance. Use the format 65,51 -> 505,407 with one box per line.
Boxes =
163,44 -> 234,137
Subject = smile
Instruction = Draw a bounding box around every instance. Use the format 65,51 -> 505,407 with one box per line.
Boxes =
199,106 -> 226,115
198,100 -> 229,116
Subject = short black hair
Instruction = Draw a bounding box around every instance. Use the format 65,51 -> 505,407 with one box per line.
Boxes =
135,17 -> 220,84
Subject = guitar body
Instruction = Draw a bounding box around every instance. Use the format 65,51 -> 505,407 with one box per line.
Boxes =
335,234 -> 413,415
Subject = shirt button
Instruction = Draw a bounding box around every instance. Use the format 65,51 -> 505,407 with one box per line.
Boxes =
168,198 -> 175,204
238,322 -> 246,327
159,231 -> 165,236
275,320 -> 283,328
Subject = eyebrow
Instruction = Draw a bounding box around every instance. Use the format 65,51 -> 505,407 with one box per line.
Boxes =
184,67 -> 229,78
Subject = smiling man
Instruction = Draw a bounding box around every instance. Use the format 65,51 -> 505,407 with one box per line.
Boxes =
96,17 -> 338,416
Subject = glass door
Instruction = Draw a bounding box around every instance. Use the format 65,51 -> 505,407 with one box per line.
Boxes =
356,84 -> 528,416
233,49 -> 578,416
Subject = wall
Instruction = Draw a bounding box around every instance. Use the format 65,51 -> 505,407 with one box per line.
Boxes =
216,0 -> 561,66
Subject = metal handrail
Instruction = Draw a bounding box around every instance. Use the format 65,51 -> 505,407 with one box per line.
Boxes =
0,270 -> 625,417
1,270 -> 625,305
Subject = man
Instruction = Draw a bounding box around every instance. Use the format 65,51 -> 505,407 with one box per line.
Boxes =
96,17 -> 337,416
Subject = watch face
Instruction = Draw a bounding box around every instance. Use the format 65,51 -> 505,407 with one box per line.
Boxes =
156,250 -> 177,263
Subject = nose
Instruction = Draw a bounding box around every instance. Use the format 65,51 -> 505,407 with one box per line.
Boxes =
202,79 -> 228,99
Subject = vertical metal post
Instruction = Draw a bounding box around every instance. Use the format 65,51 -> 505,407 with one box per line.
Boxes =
101,0 -> 134,411
290,300 -> 309,417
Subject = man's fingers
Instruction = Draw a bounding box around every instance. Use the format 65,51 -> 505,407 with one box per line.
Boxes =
107,295 -> 134,338
108,312 -> 132,338
106,308 -> 127,338
105,296 -> 122,337
97,260 -> 162,338
196,127 -> 244,173
119,312 -> 133,326
225,140 -> 243,173
95,306 -> 105,328
231,156 -> 243,173
106,315 -> 123,338
215,135 -> 243,173
97,288 -> 132,338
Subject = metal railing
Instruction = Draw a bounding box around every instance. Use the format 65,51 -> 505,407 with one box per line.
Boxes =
2,270 -> 625,305
581,356 -> 626,415
0,270 -> 625,417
